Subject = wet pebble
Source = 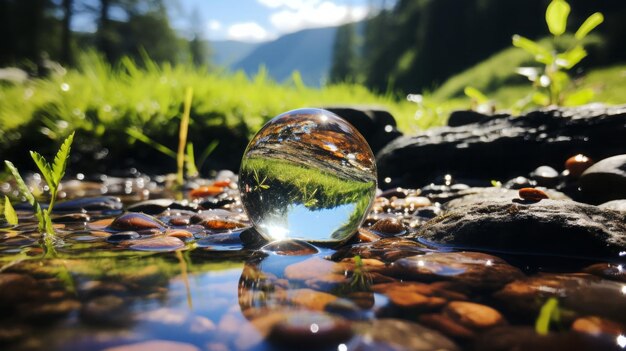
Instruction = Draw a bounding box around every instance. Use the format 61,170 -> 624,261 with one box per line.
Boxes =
392,252 -> 524,291
0,273 -> 38,304
565,154 -> 593,178
128,236 -> 185,252
166,229 -> 194,240
332,237 -> 428,263
52,213 -> 91,224
504,176 -> 537,189
443,301 -> 505,330
103,340 -> 200,351
352,318 -> 459,351
54,196 -> 122,212
530,165 -> 560,187
127,199 -> 197,215
288,288 -> 338,310
267,311 -> 353,349
80,295 -> 127,325
369,218 -> 406,236
190,185 -> 224,198
582,263 -> 626,282
108,213 -> 166,231
106,231 -> 140,243
518,187 -> 549,201
571,316 -> 624,337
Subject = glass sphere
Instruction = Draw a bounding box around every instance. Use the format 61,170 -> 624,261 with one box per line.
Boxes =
239,108 -> 377,244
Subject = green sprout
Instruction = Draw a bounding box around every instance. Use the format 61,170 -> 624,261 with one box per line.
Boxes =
513,0 -> 604,106
126,87 -> 219,188
349,255 -> 372,291
4,132 -> 75,252
252,167 -> 270,191
535,297 -> 561,335
3,195 -> 18,225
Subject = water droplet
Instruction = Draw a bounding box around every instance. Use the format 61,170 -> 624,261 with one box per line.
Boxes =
239,108 -> 377,243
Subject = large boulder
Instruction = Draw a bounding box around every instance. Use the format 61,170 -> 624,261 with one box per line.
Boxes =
377,105 -> 626,188
412,197 -> 626,260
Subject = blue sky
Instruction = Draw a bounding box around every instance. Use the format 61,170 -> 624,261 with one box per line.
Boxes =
169,0 -> 371,42
73,0 -> 373,43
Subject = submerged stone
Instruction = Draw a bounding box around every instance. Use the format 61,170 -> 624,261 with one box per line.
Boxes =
239,108 -> 377,244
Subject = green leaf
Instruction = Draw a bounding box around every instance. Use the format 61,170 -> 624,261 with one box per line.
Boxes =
5,161 -> 46,231
556,46 -> 587,69
546,0 -> 570,36
490,180 -> 502,188
464,86 -> 489,104
535,297 -> 559,335
512,35 -> 553,64
564,88 -> 595,106
30,151 -> 54,190
532,92 -> 550,106
4,196 -> 18,225
52,132 -> 75,184
575,12 -> 604,40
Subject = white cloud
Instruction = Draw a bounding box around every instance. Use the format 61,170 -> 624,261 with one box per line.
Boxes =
227,22 -> 275,42
207,20 -> 222,31
258,0 -> 320,10
268,1 -> 368,33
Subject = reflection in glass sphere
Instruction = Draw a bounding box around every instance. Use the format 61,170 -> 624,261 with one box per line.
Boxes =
239,108 -> 377,244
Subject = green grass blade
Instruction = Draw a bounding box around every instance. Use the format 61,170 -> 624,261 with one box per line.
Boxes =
52,132 -> 75,184
30,151 -> 54,190
185,142 -> 199,178
197,140 -> 219,170
3,196 -> 18,225
178,87 -> 193,186
126,128 -> 177,158
4,161 -> 46,232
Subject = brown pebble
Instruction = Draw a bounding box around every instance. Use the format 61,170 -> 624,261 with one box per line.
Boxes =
129,236 -> 185,252
518,187 -> 549,201
268,311 -> 353,349
443,301 -> 505,330
370,218 -> 406,235
166,229 -> 194,240
572,316 -> 624,336
565,154 -> 593,178
288,289 -> 338,310
109,213 -> 166,231
102,340 -> 200,351
190,186 -> 224,198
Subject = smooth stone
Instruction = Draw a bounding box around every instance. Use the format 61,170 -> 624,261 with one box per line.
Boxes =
571,316 -> 624,337
415,197 -> 626,259
518,187 -> 549,201
582,263 -> 626,282
267,310 -> 353,349
599,200 -> 626,213
284,257 -> 349,285
494,273 -> 626,323
288,288 -> 338,310
128,236 -> 185,252
473,326 -> 621,351
166,229 -> 194,240
260,239 -> 319,255
530,165 -> 560,187
372,282 -> 447,310
352,318 -> 459,351
190,210 -> 248,231
54,196 -> 122,212
108,213 -> 166,231
580,154 -> 626,204
126,199 -> 196,215
103,340 -> 200,351
195,233 -> 243,249
199,197 -> 235,210
52,213 -> 91,223
504,176 -> 537,190
443,301 -> 505,330
105,231 -> 140,243
392,252 -> 524,291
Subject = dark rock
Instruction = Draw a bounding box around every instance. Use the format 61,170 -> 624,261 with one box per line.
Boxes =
106,232 -> 140,243
369,218 -> 406,236
0,273 -> 37,304
126,199 -> 196,215
80,295 -> 128,325
108,213 -> 166,231
391,252 -> 524,291
448,110 -> 508,127
52,213 -> 91,224
267,311 -> 353,349
415,197 -> 626,259
582,263 -> 626,282
352,318 -> 459,351
377,105 -> 626,187
331,237 -> 429,262
324,106 -> 402,153
580,154 -> 626,204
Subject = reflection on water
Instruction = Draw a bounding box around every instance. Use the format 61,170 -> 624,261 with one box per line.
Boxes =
239,108 -> 377,243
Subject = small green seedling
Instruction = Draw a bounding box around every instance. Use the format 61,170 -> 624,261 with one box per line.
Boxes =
3,195 -> 18,225
535,297 -> 561,335
4,132 -> 74,236
513,0 -> 604,105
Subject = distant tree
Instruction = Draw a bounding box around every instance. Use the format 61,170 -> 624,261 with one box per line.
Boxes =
188,7 -> 209,66
329,22 -> 358,83
60,0 -> 73,64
